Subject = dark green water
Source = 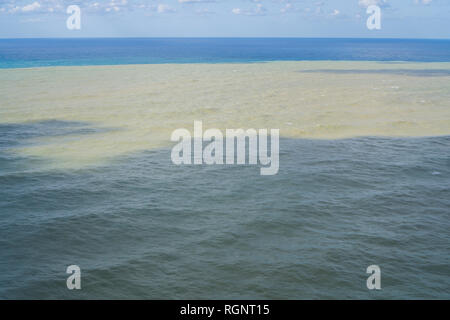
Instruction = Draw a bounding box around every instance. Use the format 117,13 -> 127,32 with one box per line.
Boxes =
0,121 -> 448,299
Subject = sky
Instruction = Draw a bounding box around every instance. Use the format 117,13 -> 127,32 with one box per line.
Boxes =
0,0 -> 449,38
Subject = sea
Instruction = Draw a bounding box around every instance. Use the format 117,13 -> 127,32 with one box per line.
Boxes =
1,38 -> 450,68
0,38 -> 449,299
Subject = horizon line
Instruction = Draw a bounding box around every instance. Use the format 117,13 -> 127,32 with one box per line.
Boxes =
1,36 -> 450,41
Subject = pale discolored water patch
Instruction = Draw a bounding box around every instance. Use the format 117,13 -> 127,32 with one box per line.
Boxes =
0,61 -> 449,169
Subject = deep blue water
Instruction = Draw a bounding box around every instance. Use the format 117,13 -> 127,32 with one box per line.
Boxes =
1,38 -> 450,68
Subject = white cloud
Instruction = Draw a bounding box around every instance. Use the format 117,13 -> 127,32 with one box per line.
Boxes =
280,3 -> 293,14
157,4 -> 175,13
21,2 -> 41,12
232,3 -> 266,16
1,0 -> 158,15
231,8 -> 242,15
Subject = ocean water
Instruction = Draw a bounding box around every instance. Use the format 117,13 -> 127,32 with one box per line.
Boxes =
1,38 -> 450,68
0,39 -> 449,299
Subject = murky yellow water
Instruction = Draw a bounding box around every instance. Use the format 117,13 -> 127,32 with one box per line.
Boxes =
1,61 -> 449,168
